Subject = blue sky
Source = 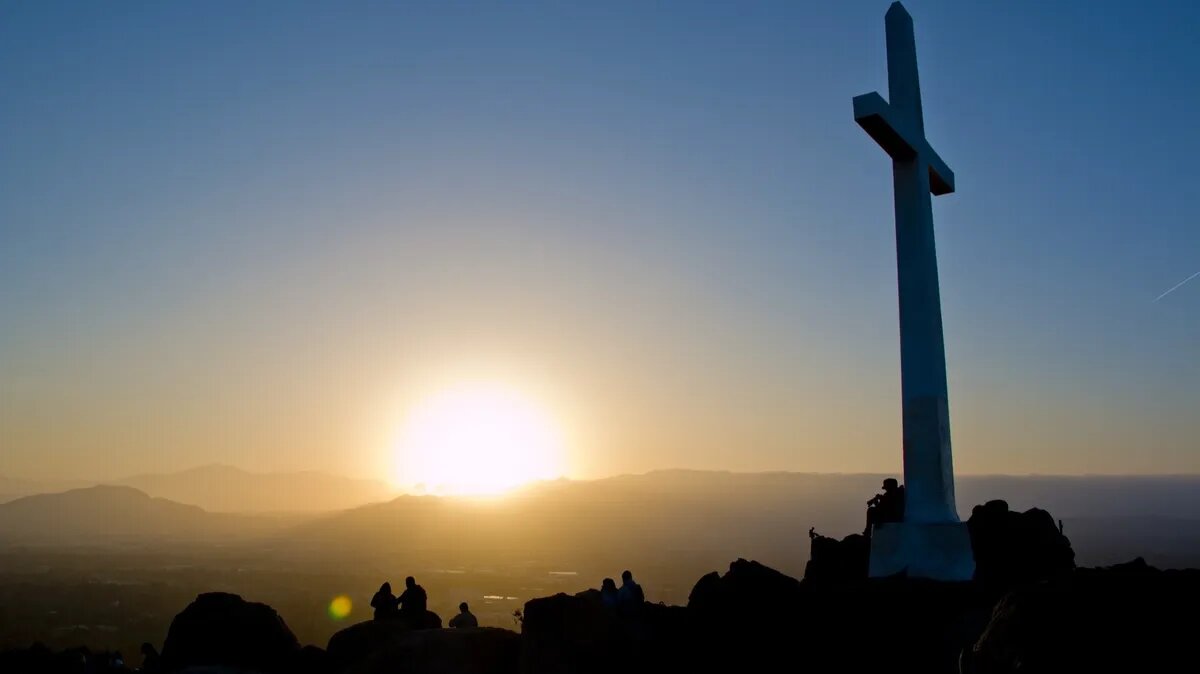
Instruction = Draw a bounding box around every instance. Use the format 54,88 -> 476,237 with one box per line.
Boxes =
1,1 -> 1196,481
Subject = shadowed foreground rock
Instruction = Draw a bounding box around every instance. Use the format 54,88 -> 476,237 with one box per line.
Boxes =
327,612 -> 443,668
344,626 -> 520,674
967,500 -> 1075,589
965,559 -> 1200,674
685,558 -> 990,674
160,592 -> 301,673
804,532 -> 869,583
520,588 -> 688,674
0,643 -> 128,674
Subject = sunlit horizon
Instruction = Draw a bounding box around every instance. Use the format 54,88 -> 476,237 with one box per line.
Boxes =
390,381 -> 567,496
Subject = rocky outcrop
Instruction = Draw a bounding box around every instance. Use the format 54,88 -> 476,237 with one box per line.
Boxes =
520,590 -> 618,674
343,626 -> 520,674
160,592 -> 301,673
964,560 -> 1200,674
684,558 -> 989,674
327,612 -> 443,668
689,557 -> 803,616
520,588 -> 688,674
967,500 -> 1074,589
803,532 -> 870,582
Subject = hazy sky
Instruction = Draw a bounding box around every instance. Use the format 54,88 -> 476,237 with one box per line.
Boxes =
1,1 -> 1197,483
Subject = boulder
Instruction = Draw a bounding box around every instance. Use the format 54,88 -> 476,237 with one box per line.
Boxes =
160,592 -> 300,674
520,588 -> 688,674
520,591 -> 617,674
327,612 -> 443,667
965,561 -> 1200,674
686,559 -> 806,672
345,627 -> 520,674
804,532 -> 870,582
967,500 -> 1074,590
688,557 -> 803,618
688,559 -> 987,674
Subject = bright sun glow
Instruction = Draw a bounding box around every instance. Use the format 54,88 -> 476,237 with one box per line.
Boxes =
394,382 -> 565,496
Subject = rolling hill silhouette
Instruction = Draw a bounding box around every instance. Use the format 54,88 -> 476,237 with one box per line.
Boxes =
0,485 -> 289,543
290,470 -> 1200,573
113,464 -> 398,513
1,471 -> 1196,570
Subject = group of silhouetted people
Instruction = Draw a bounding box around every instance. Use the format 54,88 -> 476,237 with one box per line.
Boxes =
367,570 -> 647,631
370,576 -> 480,629
599,570 -> 645,616
370,576 -> 428,622
864,477 -> 905,535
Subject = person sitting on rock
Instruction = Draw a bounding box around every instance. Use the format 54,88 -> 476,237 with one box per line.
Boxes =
449,601 -> 479,629
600,577 -> 619,611
139,642 -> 161,673
398,576 -> 428,618
617,570 -> 644,615
865,478 -> 906,535
371,581 -> 399,621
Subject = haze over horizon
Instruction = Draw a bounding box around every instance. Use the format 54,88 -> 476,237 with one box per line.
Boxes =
3,0 -> 1198,488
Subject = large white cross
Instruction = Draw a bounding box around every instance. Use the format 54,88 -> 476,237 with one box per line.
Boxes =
854,2 -> 973,580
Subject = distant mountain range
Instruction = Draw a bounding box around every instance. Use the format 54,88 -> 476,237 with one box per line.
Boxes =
0,470 -> 1197,571
112,464 -> 398,513
0,465 -> 397,513
0,485 -> 241,543
293,471 -> 1200,574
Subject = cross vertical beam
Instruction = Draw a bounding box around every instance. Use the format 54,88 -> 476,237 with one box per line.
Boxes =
855,2 -> 962,527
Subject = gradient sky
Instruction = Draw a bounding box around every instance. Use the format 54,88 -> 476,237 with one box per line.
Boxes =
1,1 -> 1197,483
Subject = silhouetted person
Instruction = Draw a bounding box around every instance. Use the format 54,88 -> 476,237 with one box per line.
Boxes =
370,582 -> 398,621
600,577 -> 619,610
449,601 -> 478,629
398,576 -> 427,618
139,643 -> 160,673
617,570 -> 644,615
865,478 -> 905,534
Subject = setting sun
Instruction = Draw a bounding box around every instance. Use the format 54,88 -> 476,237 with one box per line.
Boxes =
393,382 -> 565,495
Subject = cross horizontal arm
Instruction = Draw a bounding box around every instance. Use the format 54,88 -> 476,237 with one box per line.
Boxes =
853,92 -> 955,196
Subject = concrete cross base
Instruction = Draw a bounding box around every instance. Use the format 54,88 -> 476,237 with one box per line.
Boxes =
868,521 -> 975,581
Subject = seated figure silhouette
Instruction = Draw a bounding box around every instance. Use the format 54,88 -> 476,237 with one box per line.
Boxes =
398,576 -> 428,621
370,582 -> 398,621
140,642 -> 161,673
449,602 -> 478,629
600,577 -> 619,611
617,570 -> 645,615
865,478 -> 905,535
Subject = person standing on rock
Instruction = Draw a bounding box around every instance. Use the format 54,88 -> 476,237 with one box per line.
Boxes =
449,602 -> 479,629
398,576 -> 428,618
370,582 -> 399,621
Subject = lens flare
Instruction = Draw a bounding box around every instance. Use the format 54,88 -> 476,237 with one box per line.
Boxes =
328,595 -> 352,620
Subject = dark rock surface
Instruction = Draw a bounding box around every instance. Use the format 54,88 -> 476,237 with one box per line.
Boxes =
965,559 -> 1200,674
803,532 -> 870,582
967,500 -> 1075,589
327,612 -> 443,667
344,626 -> 520,674
686,557 -> 988,673
160,592 -> 300,673
520,587 -> 688,674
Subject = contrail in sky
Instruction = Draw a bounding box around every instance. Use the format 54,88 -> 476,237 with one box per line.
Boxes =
1153,270 -> 1200,303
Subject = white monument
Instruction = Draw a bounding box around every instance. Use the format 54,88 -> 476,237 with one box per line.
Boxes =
854,2 -> 975,580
